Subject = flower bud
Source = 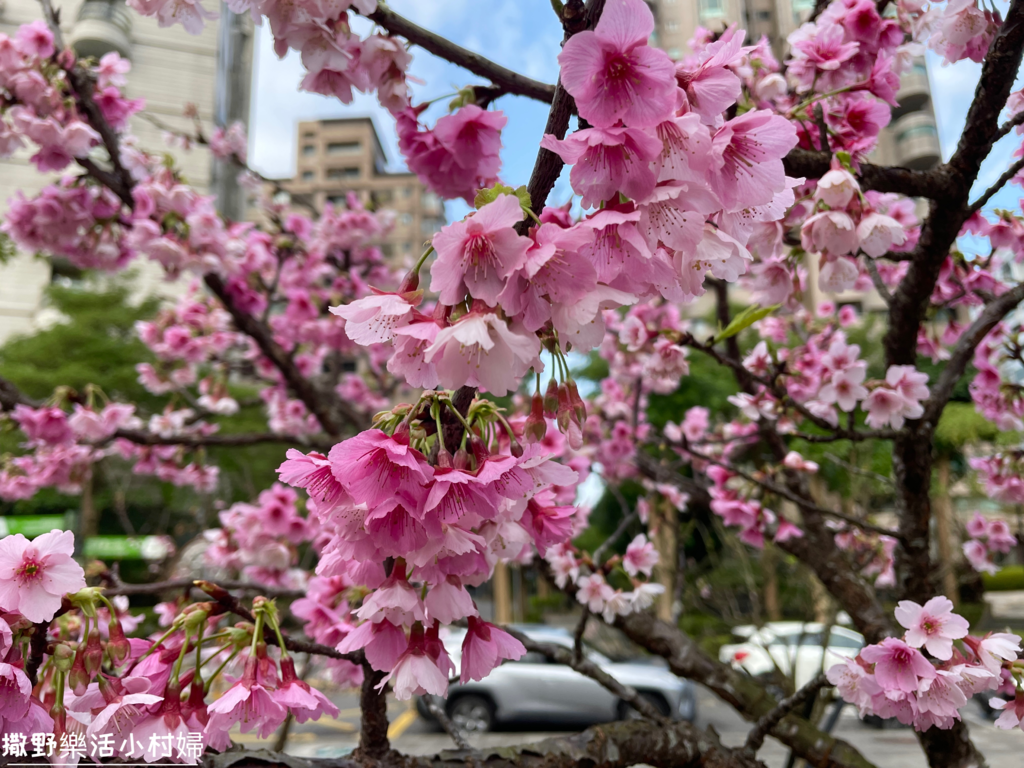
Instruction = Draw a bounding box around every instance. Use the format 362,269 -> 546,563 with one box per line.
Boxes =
566,381 -> 587,423
544,379 -> 559,417
556,384 -> 572,432
83,632 -> 104,676
52,643 -> 75,672
469,436 -> 490,465
524,394 -> 547,444
107,617 -> 130,664
69,647 -> 90,695
454,448 -> 471,470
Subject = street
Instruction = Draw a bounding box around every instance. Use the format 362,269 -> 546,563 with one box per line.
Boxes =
229,686 -> 1024,767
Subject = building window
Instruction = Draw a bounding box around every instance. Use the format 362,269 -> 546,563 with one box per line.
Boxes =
380,243 -> 394,258
422,191 -> 442,210
302,145 -> 315,156
792,0 -> 815,23
327,167 -> 360,180
755,9 -> 770,20
404,242 -> 413,252
372,189 -> 393,205
301,171 -> 314,181
699,0 -> 724,17
664,20 -> 678,31
326,141 -> 361,154
399,213 -> 413,225
667,47 -> 681,59
421,218 -> 444,236
303,131 -> 315,138
403,186 -> 413,197
327,194 -> 346,206
896,124 -> 938,143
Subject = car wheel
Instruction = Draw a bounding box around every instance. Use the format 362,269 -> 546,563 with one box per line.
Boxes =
448,694 -> 495,733
617,692 -> 671,720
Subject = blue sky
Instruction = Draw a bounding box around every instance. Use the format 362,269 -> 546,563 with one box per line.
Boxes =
249,2 -> 1024,222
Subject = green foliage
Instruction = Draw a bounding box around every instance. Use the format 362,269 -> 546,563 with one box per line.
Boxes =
715,303 -> 780,342
935,402 -> 1001,452
0,277 -> 160,406
982,565 -> 1024,592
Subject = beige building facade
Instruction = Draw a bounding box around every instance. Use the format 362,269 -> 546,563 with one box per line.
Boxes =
0,0 -> 252,343
281,118 -> 446,266
648,0 -> 939,314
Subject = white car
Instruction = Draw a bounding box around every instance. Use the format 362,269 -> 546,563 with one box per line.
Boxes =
718,621 -> 864,689
418,624 -> 697,732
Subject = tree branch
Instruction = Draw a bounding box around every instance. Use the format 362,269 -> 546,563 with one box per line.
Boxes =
110,428 -> 326,449
744,673 -> 829,754
194,718 -> 766,768
364,6 -> 556,104
103,578 -> 306,599
968,155 -> 1024,214
504,627 -> 669,723
921,282 -> 1024,424
195,581 -> 361,663
782,149 -> 944,199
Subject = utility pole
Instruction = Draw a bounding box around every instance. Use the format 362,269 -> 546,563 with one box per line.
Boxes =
212,3 -> 252,219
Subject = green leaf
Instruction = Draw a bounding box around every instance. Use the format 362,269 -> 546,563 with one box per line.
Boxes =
473,184 -> 532,214
715,303 -> 781,342
448,86 -> 477,110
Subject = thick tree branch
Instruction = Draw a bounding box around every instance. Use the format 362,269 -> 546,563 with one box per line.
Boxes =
194,719 -> 766,768
204,273 -> 364,437
782,149 -> 944,199
921,282 -> 1024,424
364,6 -> 556,104
111,428 -> 325,449
744,673 -> 829,753
103,578 -> 305,599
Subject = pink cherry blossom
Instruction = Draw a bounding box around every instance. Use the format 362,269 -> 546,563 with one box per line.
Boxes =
205,654 -> 288,739
328,429 -> 433,509
860,638 -> 936,693
708,110 -> 798,212
623,534 -> 658,577
540,127 -> 662,209
424,312 -> 541,396
430,194 -> 530,305
557,0 -> 676,129
461,616 -> 526,683
0,530 -> 86,622
894,597 -> 969,660
331,291 -> 418,346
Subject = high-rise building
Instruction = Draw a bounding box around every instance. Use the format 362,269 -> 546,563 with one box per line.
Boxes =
280,118 -> 446,265
648,0 -> 940,313
0,0 -> 253,343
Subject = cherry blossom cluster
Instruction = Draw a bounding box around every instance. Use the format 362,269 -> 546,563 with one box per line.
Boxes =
829,598 -> 1023,732
128,0 -> 411,113
961,512 -> 1018,574
204,484 -> 312,588
546,533 -> 665,623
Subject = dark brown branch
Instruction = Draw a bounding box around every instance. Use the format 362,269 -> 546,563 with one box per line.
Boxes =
196,718 -> 765,768
354,663 -> 391,761
744,673 -> 829,753
968,155 -> 1024,213
204,273 -> 363,437
111,428 -> 324,449
921,282 -> 1024,424
195,581 -> 361,662
104,578 -> 305,599
782,149 -> 944,199
364,6 -> 556,104
423,695 -> 472,751
0,375 -> 38,410
505,628 -> 668,723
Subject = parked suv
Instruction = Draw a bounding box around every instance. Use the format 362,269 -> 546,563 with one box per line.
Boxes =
417,624 -> 697,732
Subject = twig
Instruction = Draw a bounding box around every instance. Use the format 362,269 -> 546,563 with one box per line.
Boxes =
504,627 -> 668,723
593,494 -> 638,563
822,453 -> 894,487
967,155 -> 1024,214
364,6 -> 556,104
104,578 -> 306,599
745,673 -> 829,753
195,581 -> 361,662
424,695 -> 472,750
864,258 -> 892,306
572,607 -> 589,664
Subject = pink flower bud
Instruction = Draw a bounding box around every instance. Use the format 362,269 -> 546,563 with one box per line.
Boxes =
544,379 -> 559,417
524,394 -> 547,444
107,617 -> 130,663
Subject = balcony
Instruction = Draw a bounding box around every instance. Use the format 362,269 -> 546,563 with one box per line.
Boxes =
893,61 -> 931,121
69,0 -> 132,61
894,112 -> 941,171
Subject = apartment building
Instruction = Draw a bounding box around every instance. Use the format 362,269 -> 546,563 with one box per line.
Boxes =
648,0 -> 940,314
0,0 -> 253,343
280,118 -> 446,266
